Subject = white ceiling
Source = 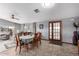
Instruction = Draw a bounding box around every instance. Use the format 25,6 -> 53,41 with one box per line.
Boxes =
0,3 -> 79,24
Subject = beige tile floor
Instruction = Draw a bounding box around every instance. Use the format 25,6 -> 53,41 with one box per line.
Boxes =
0,40 -> 78,56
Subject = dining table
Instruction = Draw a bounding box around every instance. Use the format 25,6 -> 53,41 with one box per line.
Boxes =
20,35 -> 34,44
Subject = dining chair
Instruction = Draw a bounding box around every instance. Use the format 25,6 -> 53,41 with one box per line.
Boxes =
32,32 -> 41,48
37,32 -> 41,45
15,34 -> 20,51
32,33 -> 38,48
23,32 -> 28,36
15,34 -> 29,53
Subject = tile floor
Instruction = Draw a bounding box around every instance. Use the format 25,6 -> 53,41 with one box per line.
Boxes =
0,40 -> 78,56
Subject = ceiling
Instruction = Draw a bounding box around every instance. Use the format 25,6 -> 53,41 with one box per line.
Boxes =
0,3 -> 79,24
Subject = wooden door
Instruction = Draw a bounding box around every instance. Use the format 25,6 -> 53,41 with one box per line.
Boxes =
49,21 -> 62,45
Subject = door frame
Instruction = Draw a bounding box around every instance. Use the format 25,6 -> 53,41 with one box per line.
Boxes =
48,21 -> 62,45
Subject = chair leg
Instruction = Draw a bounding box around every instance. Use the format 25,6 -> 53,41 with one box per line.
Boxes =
32,41 -> 38,48
40,40 -> 41,45
19,45 -> 21,54
36,41 -> 39,48
32,42 -> 35,49
15,43 -> 18,51
26,44 -> 29,52
15,45 -> 18,51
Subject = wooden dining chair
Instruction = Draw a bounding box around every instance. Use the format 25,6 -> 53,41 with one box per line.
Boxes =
32,32 -> 42,48
23,32 -> 28,36
32,33 -> 38,48
37,32 -> 41,45
15,34 -> 29,53
15,34 -> 20,51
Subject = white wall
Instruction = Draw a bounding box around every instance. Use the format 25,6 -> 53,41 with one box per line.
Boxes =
20,24 -> 24,32
0,18 -> 21,32
36,18 -> 77,43
21,23 -> 36,33
62,19 -> 75,43
36,21 -> 48,39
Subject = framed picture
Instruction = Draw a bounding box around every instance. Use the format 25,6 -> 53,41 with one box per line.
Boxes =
39,24 -> 44,29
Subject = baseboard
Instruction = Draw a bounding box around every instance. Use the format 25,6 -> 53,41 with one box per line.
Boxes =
62,42 -> 73,45
41,39 -> 49,41
42,39 -> 73,45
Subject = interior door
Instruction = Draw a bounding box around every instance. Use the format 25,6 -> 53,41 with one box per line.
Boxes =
49,21 -> 62,45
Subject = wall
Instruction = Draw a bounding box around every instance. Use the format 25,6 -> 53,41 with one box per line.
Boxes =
0,18 -> 21,32
36,21 -> 48,39
36,18 -> 77,43
21,21 -> 49,39
21,23 -> 36,33
0,18 -> 77,43
20,24 -> 24,32
62,19 -> 75,43
24,23 -> 34,32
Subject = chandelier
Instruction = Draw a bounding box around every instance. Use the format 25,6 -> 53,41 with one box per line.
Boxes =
41,2 -> 55,8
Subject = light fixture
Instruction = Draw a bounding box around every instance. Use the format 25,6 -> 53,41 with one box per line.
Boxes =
41,2 -> 55,8
34,9 -> 40,13
11,14 -> 15,19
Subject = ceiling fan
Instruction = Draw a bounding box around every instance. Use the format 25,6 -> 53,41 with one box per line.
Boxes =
11,14 -> 20,20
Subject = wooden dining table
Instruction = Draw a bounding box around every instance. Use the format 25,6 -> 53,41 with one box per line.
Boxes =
20,35 -> 34,43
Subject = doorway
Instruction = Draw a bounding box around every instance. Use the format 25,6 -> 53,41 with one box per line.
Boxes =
49,21 -> 62,45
